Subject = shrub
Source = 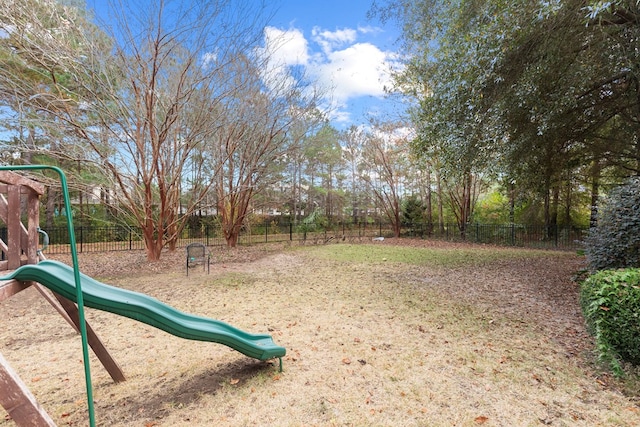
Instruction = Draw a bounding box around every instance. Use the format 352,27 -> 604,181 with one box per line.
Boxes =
585,176 -> 640,272
580,268 -> 640,375
401,195 -> 425,226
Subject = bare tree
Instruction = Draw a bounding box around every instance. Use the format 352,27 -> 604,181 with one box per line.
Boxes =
207,53 -> 323,247
0,0 -> 271,260
340,125 -> 367,223
360,121 -> 412,238
442,169 -> 484,238
282,109 -> 325,224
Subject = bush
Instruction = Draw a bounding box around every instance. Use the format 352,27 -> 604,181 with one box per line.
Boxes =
580,268 -> 640,375
401,195 -> 425,225
585,176 -> 640,271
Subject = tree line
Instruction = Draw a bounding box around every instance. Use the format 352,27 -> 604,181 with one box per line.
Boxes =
371,0 -> 640,233
2,0 -> 635,260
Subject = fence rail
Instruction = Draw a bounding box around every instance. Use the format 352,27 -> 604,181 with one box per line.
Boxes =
0,222 -> 587,256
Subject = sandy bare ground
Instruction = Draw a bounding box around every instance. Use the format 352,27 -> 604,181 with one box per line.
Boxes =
1,239 -> 639,426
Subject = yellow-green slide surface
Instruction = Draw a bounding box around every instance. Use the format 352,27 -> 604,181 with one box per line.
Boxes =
3,260 -> 285,361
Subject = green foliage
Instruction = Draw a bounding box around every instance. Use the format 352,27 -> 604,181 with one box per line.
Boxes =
298,208 -> 328,233
474,190 -> 510,224
585,177 -> 640,271
580,269 -> 640,375
374,0 -> 639,233
401,195 -> 425,225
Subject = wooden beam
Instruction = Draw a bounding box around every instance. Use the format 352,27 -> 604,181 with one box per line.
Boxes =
7,186 -> 21,270
0,280 -> 31,302
0,352 -> 57,427
51,294 -> 126,383
27,192 -> 40,264
0,192 -> 7,224
0,171 -> 45,196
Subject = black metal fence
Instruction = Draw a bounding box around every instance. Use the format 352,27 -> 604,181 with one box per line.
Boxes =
2,221 -> 586,255
407,223 -> 587,250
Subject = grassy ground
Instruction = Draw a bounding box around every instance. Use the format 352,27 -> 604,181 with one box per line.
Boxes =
1,239 -> 639,426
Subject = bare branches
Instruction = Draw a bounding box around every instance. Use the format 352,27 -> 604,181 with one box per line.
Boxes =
0,0 -> 280,259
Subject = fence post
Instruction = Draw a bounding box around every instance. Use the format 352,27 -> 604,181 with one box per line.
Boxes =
379,221 -> 382,237
289,222 -> 293,241
129,230 -> 132,250
79,226 -> 83,253
206,225 -> 209,246
510,223 -> 515,246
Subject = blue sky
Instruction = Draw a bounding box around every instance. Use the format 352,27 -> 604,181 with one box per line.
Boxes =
262,0 -> 404,127
85,0 -> 404,129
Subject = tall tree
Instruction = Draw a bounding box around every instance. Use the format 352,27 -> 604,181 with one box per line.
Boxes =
307,124 -> 344,221
0,0 -> 271,260
372,0 -> 640,228
360,120 -> 412,238
207,53 -> 322,247
340,125 -> 367,223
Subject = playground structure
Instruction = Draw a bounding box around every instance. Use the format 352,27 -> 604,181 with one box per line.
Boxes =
0,169 -> 285,426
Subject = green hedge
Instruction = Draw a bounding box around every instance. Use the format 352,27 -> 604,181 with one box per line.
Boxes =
580,268 -> 640,375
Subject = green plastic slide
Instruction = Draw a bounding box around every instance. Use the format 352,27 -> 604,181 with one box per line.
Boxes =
3,260 -> 286,362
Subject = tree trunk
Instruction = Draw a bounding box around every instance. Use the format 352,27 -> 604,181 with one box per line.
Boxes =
45,186 -> 56,230
436,169 -> 444,233
589,160 -> 601,228
425,167 -> 433,235
225,227 -> 240,247
509,181 -> 515,223
167,221 -> 178,251
142,219 -> 163,261
546,184 -> 559,240
564,177 -> 572,226
392,197 -> 401,238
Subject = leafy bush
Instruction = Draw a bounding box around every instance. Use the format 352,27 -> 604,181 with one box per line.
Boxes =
585,176 -> 640,271
580,269 -> 640,375
401,195 -> 425,225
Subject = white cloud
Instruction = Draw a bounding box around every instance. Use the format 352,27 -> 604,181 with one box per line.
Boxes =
260,25 -> 400,124
313,42 -> 393,102
263,26 -> 309,67
311,27 -> 357,54
201,51 -> 217,68
357,25 -> 383,35
256,27 -> 311,95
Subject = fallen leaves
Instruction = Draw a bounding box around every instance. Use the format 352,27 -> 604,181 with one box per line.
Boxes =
6,241 -> 630,426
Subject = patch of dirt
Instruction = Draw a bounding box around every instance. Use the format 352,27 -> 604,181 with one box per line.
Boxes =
46,242 -> 291,278
1,239 -> 638,427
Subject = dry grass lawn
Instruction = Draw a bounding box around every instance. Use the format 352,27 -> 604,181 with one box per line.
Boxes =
1,239 -> 639,426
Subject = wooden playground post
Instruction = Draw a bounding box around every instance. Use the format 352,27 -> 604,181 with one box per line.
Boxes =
0,171 -> 125,427
0,171 -> 43,270
0,353 -> 57,427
